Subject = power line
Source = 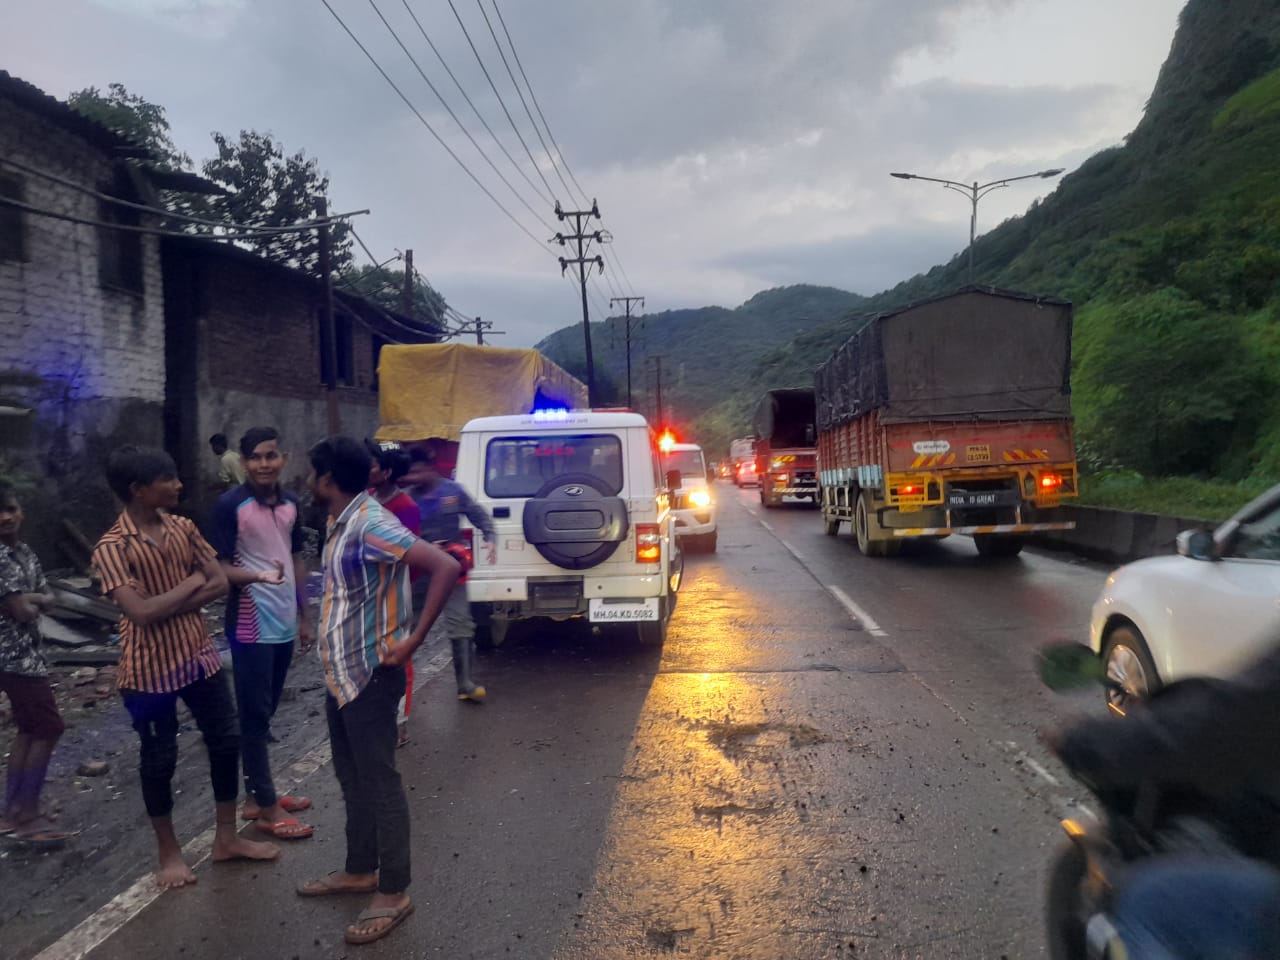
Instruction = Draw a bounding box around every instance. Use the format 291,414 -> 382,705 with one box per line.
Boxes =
475,0 -> 574,204
492,0 -> 591,208
0,193 -> 365,241
365,0 -> 556,234
0,155 -> 364,236
398,0 -> 552,209
320,0 -> 555,258
488,0 -> 641,299
445,0 -> 557,202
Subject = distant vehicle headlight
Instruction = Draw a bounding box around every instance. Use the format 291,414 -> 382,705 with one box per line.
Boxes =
688,490 -> 712,508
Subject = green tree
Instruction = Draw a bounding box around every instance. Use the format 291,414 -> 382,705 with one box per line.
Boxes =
68,83 -> 192,169
198,130 -> 353,273
1078,289 -> 1268,476
342,263 -> 447,335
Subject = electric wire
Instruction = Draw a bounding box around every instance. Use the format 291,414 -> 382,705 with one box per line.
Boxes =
319,0 -> 555,258
364,0 -> 556,234
349,227 -> 446,334
0,155 -> 364,235
398,0 -> 552,209
475,0 -> 574,205
489,0 -> 641,299
0,193 -> 357,241
445,0 -> 558,204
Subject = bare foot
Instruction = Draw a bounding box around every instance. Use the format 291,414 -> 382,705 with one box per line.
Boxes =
156,850 -> 198,890
212,834 -> 281,863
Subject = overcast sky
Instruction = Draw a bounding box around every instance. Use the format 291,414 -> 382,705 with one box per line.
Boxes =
5,0 -> 1184,346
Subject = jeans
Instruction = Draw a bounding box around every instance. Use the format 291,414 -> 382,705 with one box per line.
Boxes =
326,665 -> 410,893
230,639 -> 294,809
122,669 -> 240,819
1114,855 -> 1280,959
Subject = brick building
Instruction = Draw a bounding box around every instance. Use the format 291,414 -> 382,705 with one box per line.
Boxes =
0,72 -> 433,561
162,236 -> 432,522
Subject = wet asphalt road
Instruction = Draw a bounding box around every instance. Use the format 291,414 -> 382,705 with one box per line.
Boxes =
17,486 -> 1113,960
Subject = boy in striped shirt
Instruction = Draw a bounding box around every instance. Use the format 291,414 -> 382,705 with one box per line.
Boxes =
297,436 -> 459,946
93,446 -> 280,890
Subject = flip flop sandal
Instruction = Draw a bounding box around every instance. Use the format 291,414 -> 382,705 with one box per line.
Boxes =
255,817 -> 314,840
296,871 -> 379,897
345,902 -> 415,945
241,795 -> 313,820
14,828 -> 79,845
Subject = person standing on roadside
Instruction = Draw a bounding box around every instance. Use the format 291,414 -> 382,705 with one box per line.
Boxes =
92,446 -> 279,890
403,446 -> 496,703
0,482 -> 75,844
210,434 -> 246,489
297,436 -> 459,946
364,440 -> 420,747
210,427 -> 314,841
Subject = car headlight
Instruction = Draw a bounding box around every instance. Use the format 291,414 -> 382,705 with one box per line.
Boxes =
688,489 -> 712,508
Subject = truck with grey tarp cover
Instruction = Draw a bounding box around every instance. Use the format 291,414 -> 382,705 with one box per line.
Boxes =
752,388 -> 818,507
815,286 -> 1078,557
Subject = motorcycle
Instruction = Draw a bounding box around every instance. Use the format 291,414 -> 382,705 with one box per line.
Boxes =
1037,643 -> 1244,960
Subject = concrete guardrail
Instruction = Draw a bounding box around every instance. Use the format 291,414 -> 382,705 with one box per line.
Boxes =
1030,504 -> 1214,565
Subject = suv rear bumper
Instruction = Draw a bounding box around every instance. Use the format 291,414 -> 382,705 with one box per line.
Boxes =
467,571 -> 667,604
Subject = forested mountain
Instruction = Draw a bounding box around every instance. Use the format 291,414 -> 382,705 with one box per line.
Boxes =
543,0 -> 1280,475
535,284 -> 863,426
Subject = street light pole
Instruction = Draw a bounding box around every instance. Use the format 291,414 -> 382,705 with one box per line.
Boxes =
890,168 -> 1064,284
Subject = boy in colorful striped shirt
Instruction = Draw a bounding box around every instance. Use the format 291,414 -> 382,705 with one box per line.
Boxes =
297,436 -> 458,946
93,446 -> 279,890
209,426 -> 314,840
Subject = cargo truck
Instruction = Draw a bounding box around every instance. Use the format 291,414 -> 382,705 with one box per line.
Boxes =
815,287 -> 1077,558
752,388 -> 818,508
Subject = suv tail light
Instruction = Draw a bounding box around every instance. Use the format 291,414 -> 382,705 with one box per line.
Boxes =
635,523 -> 661,563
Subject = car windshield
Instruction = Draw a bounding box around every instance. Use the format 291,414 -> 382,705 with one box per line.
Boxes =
664,449 -> 705,479
484,434 -> 623,498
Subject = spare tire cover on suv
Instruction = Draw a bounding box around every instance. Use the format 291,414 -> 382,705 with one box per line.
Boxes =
522,473 -> 629,570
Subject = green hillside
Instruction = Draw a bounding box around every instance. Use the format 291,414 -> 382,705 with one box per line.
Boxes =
535,284 -> 864,448
544,0 -> 1280,476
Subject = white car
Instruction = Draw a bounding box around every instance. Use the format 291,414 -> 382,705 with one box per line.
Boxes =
455,409 -> 683,647
663,442 -> 717,553
1089,483 -> 1280,709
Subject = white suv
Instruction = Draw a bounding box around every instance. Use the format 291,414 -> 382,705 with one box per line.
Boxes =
454,410 -> 683,646
663,442 -> 717,553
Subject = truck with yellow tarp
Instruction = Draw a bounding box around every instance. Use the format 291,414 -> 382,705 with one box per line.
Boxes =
375,343 -> 587,471
815,287 -> 1077,558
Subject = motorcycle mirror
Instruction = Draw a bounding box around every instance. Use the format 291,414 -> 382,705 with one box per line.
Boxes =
1037,643 -> 1107,691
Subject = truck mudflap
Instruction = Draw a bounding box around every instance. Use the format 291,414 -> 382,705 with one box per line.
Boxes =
892,520 -> 1076,537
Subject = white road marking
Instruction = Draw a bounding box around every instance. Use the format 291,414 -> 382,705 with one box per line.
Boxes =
778,539 -> 805,562
35,650 -> 452,960
827,584 -> 887,637
759,519 -> 772,531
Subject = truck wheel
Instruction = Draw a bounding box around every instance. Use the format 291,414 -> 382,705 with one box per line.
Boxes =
760,489 -> 777,508
824,517 -> 840,536
855,494 -> 887,558
702,531 -> 717,553
974,534 -> 1024,558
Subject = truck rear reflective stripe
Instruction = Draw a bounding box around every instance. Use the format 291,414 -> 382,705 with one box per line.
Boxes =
891,521 -> 1076,536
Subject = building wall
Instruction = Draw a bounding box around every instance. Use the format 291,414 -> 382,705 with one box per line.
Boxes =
0,96 -> 166,558
162,242 -> 381,523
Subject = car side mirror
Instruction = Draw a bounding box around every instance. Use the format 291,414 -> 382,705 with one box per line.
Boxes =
665,469 -> 682,492
1176,528 -> 1217,561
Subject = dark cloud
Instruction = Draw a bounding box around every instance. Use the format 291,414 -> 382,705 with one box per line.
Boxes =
718,223 -> 965,297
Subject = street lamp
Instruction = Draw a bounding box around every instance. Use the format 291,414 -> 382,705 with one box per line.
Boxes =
890,168 -> 1064,284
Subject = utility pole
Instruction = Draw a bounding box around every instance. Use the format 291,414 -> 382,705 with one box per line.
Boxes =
553,200 -> 605,406
609,295 -> 644,408
317,197 -> 340,434
402,248 -> 414,318
651,354 -> 665,426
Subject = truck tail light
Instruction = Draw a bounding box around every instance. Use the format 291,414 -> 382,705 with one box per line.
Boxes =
636,523 -> 661,563
1039,472 -> 1062,491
